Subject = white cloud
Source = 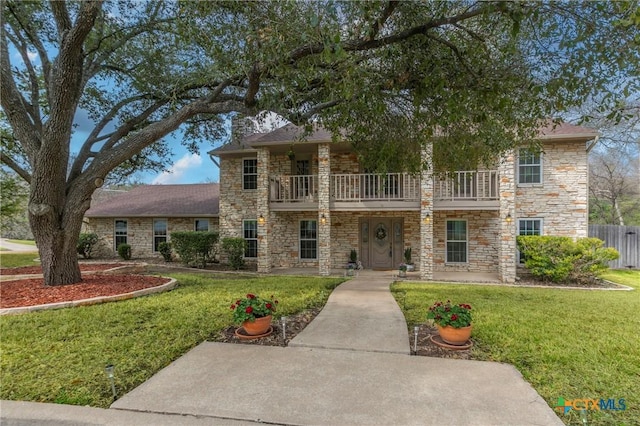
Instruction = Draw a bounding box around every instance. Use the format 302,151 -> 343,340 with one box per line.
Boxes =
27,50 -> 38,62
151,153 -> 202,184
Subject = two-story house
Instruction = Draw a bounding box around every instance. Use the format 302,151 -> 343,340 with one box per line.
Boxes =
211,120 -> 597,283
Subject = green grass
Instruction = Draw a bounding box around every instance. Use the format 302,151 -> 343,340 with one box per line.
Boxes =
0,273 -> 344,408
392,269 -> 640,426
0,251 -> 40,268
6,239 -> 37,246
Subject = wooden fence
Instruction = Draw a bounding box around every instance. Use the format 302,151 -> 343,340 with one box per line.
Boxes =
589,225 -> 640,269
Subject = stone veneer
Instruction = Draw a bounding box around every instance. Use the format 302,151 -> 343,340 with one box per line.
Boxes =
216,138 -> 588,282
85,217 -> 219,258
515,140 -> 588,237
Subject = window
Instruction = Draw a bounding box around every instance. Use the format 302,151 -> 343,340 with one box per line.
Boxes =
518,149 -> 542,184
299,220 -> 317,259
194,219 -> 209,232
114,220 -> 128,250
243,158 -> 258,190
446,220 -> 467,263
518,218 -> 542,263
243,220 -> 258,258
153,219 -> 167,252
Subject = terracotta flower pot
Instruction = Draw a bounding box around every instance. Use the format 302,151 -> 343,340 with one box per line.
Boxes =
242,315 -> 272,336
437,324 -> 472,345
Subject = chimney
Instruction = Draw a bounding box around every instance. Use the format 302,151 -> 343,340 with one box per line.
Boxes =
231,114 -> 256,145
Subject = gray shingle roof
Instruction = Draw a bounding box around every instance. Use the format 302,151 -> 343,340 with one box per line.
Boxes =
85,184 -> 219,217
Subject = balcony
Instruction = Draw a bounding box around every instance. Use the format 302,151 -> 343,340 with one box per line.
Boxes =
269,171 -> 499,211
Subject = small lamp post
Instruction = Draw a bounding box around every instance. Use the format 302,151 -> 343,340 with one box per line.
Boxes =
281,316 -> 287,344
104,364 -> 117,400
413,326 -> 419,355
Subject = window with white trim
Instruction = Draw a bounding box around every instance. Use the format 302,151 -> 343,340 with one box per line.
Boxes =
194,219 -> 209,232
243,220 -> 258,258
114,220 -> 128,250
518,218 -> 542,263
518,149 -> 542,184
153,219 -> 167,252
299,220 -> 317,259
243,159 -> 258,190
446,220 -> 467,263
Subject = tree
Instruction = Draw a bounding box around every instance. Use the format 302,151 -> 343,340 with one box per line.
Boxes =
0,168 -> 28,227
589,146 -> 640,226
1,1 -> 638,285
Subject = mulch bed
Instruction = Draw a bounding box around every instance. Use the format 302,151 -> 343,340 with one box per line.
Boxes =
0,263 -> 126,276
0,274 -> 171,309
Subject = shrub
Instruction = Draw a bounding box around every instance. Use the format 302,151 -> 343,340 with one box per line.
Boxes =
117,243 -> 132,260
157,241 -> 172,262
221,237 -> 247,270
517,236 -> 619,284
171,231 -> 219,268
76,233 -> 99,259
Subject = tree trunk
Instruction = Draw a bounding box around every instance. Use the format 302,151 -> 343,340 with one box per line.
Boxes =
29,175 -> 92,286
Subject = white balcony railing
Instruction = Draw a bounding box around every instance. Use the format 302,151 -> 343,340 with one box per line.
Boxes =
269,171 -> 498,204
434,170 -> 499,201
331,173 -> 420,202
270,175 -> 317,203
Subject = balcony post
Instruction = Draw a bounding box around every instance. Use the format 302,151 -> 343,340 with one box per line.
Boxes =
257,148 -> 271,274
318,143 -> 331,276
498,150 -> 516,283
420,144 -> 434,280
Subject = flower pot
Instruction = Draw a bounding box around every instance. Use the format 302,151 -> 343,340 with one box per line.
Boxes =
242,315 -> 272,336
406,264 -> 415,272
398,270 -> 407,278
437,324 -> 472,345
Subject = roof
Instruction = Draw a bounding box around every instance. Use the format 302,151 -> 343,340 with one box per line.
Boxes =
210,119 -> 598,156
85,184 -> 219,218
537,121 -> 599,140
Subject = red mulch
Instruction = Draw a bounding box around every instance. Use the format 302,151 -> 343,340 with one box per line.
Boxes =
0,274 -> 171,309
0,263 -> 125,276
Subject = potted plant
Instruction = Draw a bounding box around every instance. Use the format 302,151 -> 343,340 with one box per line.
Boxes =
230,293 -> 278,335
398,263 -> 408,278
346,249 -> 358,274
426,300 -> 473,345
403,247 -> 415,272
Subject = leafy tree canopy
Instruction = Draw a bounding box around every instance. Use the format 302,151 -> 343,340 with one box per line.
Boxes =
1,0 -> 637,284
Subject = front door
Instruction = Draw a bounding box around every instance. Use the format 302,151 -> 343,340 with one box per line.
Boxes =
371,219 -> 393,269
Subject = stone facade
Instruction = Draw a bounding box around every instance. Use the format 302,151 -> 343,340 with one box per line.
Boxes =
216,136 -> 590,282
515,141 -> 588,237
85,217 -> 219,258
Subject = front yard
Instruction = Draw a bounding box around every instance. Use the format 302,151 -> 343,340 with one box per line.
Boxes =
0,272 -> 343,408
392,269 -> 639,426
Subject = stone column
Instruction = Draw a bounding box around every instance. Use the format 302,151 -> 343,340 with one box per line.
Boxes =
498,150 -> 516,283
318,143 -> 331,276
257,148 -> 271,274
420,144 -> 434,280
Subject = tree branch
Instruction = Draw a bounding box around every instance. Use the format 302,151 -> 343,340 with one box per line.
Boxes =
0,151 -> 31,183
50,0 -> 73,38
367,1 -> 399,41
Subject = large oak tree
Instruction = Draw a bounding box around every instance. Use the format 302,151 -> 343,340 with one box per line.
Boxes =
1,0 -> 638,285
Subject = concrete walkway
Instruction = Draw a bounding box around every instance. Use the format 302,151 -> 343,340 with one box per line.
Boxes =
0,238 -> 37,252
1,271 -> 564,425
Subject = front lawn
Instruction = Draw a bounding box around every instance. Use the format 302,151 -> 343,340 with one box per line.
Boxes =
0,273 -> 343,408
0,252 -> 40,268
392,269 -> 640,425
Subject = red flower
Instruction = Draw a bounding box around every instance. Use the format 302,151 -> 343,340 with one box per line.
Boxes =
451,314 -> 458,321
230,304 -> 236,310
266,303 -> 273,310
236,300 -> 241,305
247,294 -> 256,299
245,306 -> 253,313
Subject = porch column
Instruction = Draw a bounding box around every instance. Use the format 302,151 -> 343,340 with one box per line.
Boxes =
318,143 -> 331,276
498,150 -> 516,283
420,144 -> 434,280
257,148 -> 271,274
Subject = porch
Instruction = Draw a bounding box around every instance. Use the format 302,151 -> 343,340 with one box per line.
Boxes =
267,267 -> 500,283
269,171 -> 500,211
